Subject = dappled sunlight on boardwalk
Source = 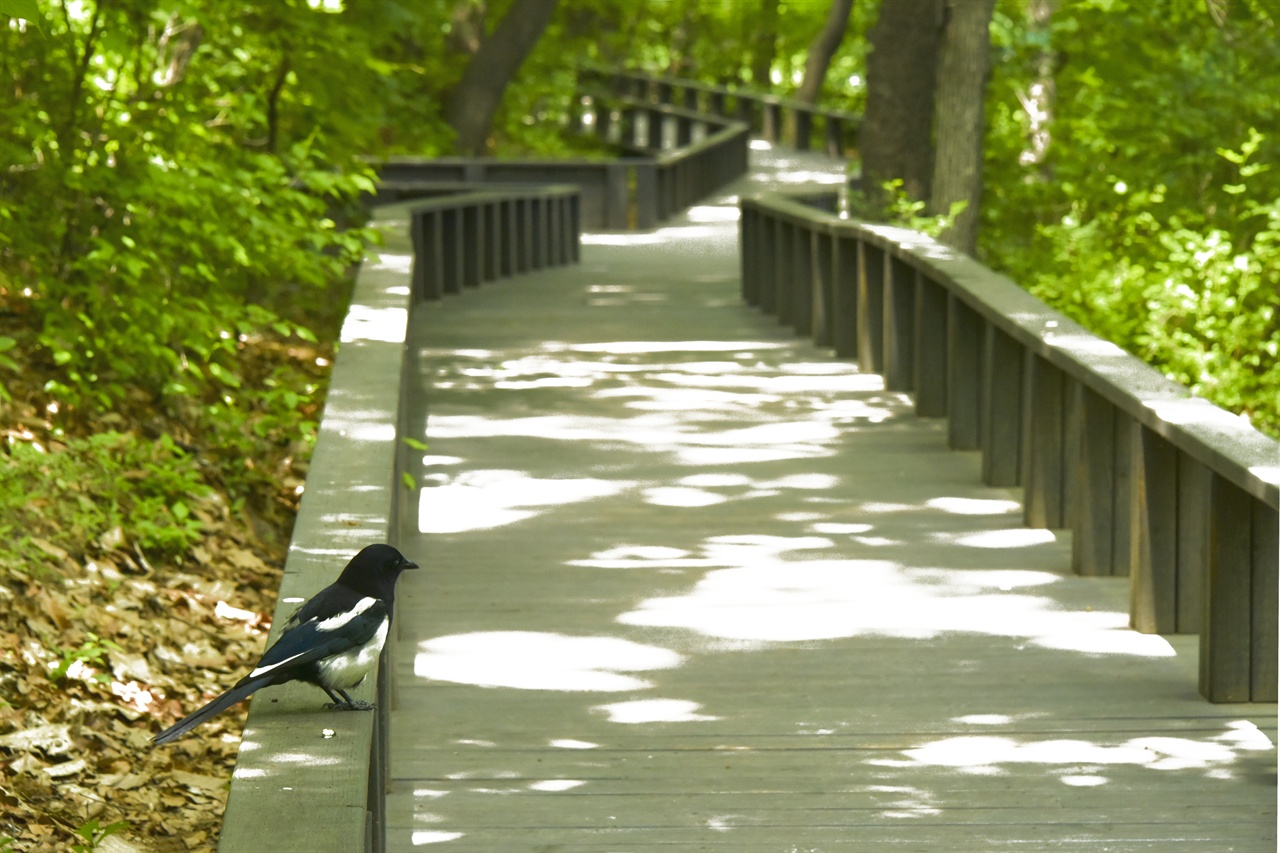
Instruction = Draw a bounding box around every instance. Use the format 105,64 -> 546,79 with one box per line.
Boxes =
385,146 -> 1275,851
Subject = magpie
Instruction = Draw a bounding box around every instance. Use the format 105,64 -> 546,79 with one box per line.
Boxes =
153,543 -> 419,745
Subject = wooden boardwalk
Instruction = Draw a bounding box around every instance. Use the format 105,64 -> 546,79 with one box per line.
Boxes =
385,145 -> 1276,851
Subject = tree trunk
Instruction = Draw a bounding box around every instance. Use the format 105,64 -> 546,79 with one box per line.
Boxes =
796,0 -> 855,104
445,0 -> 559,156
749,0 -> 780,87
859,0 -> 944,210
1019,0 -> 1057,171
930,0 -> 997,255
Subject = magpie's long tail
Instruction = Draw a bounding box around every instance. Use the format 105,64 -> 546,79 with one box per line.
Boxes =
152,676 -> 267,745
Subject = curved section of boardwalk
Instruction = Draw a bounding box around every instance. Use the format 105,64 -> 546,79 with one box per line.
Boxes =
387,146 -> 1276,851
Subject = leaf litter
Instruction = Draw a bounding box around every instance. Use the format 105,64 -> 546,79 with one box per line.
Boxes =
0,335 -> 333,850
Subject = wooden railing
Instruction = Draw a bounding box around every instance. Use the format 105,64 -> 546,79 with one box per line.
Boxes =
741,190 -> 1280,703
582,65 -> 860,158
377,97 -> 748,230
217,184 -> 583,852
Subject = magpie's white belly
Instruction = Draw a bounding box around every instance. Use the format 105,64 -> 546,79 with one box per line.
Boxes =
317,618 -> 389,689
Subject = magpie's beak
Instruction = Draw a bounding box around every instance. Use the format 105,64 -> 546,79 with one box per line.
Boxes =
402,558 -> 420,570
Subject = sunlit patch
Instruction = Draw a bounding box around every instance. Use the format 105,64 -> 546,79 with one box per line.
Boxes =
947,528 -> 1060,548
419,470 -> 632,534
413,788 -> 449,799
1060,773 -> 1107,786
902,723 -> 1263,778
595,698 -> 718,724
643,486 -> 726,507
528,779 -> 586,792
926,497 -> 1022,515
422,455 -> 463,466
953,714 -> 1014,726
550,739 -> 598,749
681,473 -> 753,488
619,549 -> 1177,655
686,205 -> 741,223
811,522 -> 873,535
411,830 -> 464,845
340,304 -> 407,344
415,631 -> 682,691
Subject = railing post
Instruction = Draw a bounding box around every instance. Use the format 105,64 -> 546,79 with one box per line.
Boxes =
812,231 -> 835,348
791,222 -> 813,337
883,256 -> 916,392
981,327 -> 1023,486
856,242 -> 885,373
1023,355 -> 1067,529
795,108 -> 813,150
441,208 -> 462,294
741,203 -> 758,306
634,162 -> 658,230
913,273 -> 948,417
1201,474 -> 1257,702
831,235 -> 858,359
775,220 -> 793,327
758,213 -> 777,316
762,98 -> 782,143
824,116 -> 843,158
1176,452 -> 1211,631
1130,424 -> 1180,632
461,205 -> 481,288
946,296 -> 981,450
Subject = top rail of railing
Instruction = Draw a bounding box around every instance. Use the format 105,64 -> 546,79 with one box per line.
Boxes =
580,64 -> 860,157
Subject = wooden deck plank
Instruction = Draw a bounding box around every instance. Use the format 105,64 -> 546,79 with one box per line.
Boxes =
385,144 -> 1275,851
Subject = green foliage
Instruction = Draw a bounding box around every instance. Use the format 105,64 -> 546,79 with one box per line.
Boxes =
982,0 -> 1280,435
0,432 -> 210,570
49,632 -> 123,685
70,819 -> 130,853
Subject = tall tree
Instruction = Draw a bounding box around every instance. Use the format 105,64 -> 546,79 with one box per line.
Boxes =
859,0 -> 944,207
749,0 -> 780,86
930,0 -> 997,254
446,0 -> 560,155
796,0 -> 855,104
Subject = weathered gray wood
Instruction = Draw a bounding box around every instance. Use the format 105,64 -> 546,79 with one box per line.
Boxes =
1130,424 -> 1180,633
1176,452 -> 1210,633
856,241 -> 885,373
1201,473 -> 1256,701
219,203 -> 419,853
946,294 -> 981,450
831,235 -> 858,358
790,222 -> 813,336
774,219 -> 792,324
739,206 -> 758,305
1075,385 -> 1117,576
883,256 -> 916,391
913,272 -> 948,417
1251,499 -> 1279,700
461,205 -> 481,287
811,231 -> 834,347
1024,354 -> 1066,529
981,325 -> 1022,487
411,209 -> 442,301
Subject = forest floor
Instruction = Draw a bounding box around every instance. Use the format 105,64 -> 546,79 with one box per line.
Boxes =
0,294 -> 345,851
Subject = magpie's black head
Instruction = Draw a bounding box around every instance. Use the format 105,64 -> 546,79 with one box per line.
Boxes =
338,544 -> 419,600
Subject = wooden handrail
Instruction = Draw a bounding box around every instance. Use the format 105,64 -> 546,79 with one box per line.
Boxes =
741,189 -> 1280,703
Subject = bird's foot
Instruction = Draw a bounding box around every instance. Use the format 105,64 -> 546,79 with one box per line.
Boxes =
325,700 -> 376,712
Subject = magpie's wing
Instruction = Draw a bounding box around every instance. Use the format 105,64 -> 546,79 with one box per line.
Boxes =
279,581 -> 364,632
249,595 -> 389,683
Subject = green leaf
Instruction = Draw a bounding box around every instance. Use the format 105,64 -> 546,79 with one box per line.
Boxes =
0,0 -> 39,23
402,437 -> 428,451
400,472 -> 416,490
